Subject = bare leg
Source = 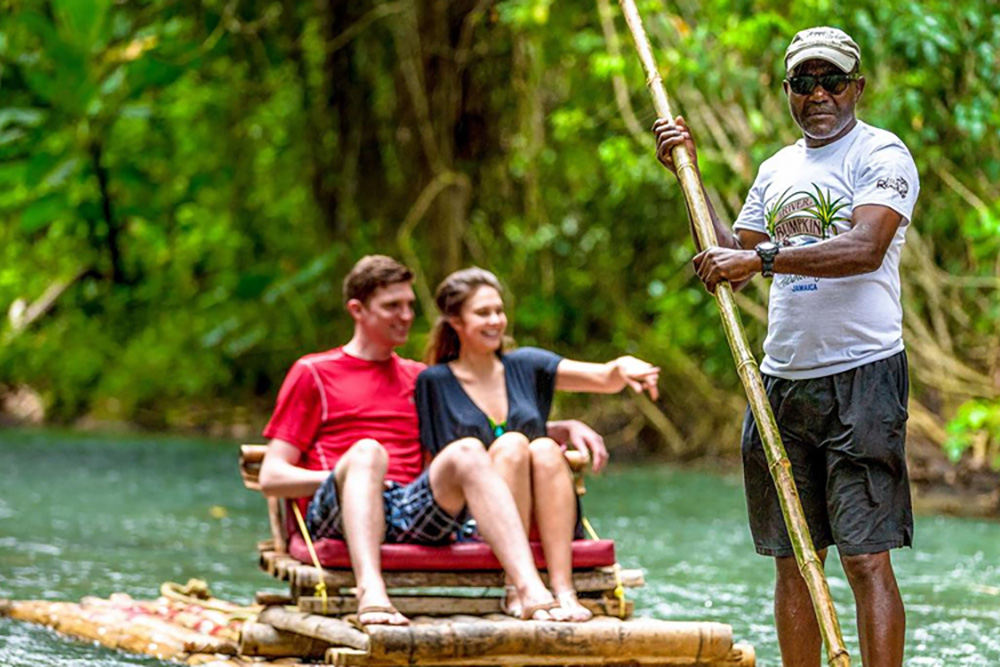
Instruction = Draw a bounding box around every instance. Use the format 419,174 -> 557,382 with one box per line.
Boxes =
334,439 -> 406,625
529,438 -> 590,621
488,433 -> 532,615
774,550 -> 827,667
489,432 -> 532,532
841,552 -> 905,667
430,438 -> 569,621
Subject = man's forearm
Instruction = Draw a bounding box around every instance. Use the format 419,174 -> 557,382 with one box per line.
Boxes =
259,458 -> 329,499
774,232 -> 887,278
545,420 -> 573,444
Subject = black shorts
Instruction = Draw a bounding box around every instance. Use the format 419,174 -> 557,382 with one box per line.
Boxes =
742,351 -> 914,558
306,469 -> 464,545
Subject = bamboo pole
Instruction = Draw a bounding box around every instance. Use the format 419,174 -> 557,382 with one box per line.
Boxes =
257,606 -> 370,651
615,2 -> 850,665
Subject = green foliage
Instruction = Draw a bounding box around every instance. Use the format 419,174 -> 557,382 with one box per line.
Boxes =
0,0 -> 997,463
945,400 -> 1000,471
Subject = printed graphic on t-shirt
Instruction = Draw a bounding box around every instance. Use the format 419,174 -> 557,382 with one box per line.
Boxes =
765,184 -> 850,292
876,176 -> 910,198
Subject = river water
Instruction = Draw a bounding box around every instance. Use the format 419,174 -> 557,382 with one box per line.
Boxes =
0,429 -> 997,666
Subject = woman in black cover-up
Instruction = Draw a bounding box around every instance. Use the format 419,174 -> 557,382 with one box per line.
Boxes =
416,267 -> 659,622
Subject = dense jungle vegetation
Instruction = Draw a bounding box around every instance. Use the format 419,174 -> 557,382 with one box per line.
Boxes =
1,0 -> 998,474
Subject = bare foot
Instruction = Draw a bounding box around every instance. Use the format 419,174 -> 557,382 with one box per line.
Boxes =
554,590 -> 593,622
355,586 -> 409,626
356,604 -> 409,626
519,591 -> 572,622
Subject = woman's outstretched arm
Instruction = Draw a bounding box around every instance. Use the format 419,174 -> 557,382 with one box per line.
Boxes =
554,357 -> 660,400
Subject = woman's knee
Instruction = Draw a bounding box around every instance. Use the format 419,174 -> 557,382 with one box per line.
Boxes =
490,432 -> 530,466
528,438 -> 565,470
438,437 -> 490,476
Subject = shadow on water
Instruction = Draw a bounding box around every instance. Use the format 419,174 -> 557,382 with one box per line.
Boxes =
1,429 -> 998,666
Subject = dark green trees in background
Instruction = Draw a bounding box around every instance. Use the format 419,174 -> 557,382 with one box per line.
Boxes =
1,0 -> 998,468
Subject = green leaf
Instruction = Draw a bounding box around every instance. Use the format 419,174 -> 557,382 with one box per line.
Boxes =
52,0 -> 111,51
0,129 -> 28,147
0,108 -> 46,131
20,193 -> 69,233
41,157 -> 81,189
235,273 -> 276,300
25,152 -> 61,186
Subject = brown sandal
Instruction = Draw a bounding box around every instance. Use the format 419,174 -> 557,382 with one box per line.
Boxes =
356,605 -> 409,626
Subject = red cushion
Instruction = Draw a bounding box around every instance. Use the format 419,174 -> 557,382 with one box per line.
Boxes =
288,534 -> 616,571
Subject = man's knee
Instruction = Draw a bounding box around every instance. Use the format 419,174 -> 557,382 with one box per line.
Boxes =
841,551 -> 893,588
775,550 -> 827,588
342,438 -> 389,474
490,432 -> 530,466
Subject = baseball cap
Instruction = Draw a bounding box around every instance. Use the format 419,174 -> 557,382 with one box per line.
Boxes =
785,27 -> 861,74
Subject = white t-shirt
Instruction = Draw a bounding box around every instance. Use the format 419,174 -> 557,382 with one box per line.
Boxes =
733,120 -> 920,380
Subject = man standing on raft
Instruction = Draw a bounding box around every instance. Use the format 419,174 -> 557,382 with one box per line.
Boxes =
653,27 -> 919,666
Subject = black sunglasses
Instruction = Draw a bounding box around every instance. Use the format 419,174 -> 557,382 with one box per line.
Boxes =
787,74 -> 859,96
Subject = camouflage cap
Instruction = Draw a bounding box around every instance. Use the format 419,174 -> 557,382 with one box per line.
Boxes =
785,26 -> 861,74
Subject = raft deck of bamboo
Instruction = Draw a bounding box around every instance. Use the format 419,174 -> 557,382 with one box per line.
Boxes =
1,593 -> 756,666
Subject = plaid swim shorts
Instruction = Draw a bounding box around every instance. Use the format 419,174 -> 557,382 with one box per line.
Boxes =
306,468 -> 463,545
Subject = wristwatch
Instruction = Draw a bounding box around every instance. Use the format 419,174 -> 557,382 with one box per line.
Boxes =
755,241 -> 780,278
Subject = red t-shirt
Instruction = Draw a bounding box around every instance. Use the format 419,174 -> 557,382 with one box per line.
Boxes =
263,348 -> 427,500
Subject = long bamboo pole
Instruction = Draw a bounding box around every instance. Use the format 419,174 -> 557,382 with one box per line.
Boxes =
615,2 -> 850,665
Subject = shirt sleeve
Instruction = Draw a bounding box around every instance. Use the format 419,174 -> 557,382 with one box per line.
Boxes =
514,347 -> 563,423
262,361 -> 322,451
853,142 -> 920,224
732,168 -> 769,235
415,369 -> 451,458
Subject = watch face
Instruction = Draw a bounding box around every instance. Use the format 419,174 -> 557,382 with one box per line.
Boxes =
758,241 -> 779,253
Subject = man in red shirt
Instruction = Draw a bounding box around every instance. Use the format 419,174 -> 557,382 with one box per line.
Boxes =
260,256 -> 606,625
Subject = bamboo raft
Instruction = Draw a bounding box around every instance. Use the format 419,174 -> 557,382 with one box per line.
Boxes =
0,445 -> 757,666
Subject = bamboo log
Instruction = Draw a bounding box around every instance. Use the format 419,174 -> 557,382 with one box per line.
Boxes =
185,656 -> 305,666
329,654 -> 749,667
297,595 -> 499,616
239,620 -> 332,658
80,594 -> 244,640
241,444 -> 267,464
288,563 -> 643,592
257,606 -> 370,651
297,595 -> 632,618
256,592 -> 296,606
616,2 -> 849,665
338,618 -> 734,666
730,642 -> 757,667
2,599 -> 194,660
